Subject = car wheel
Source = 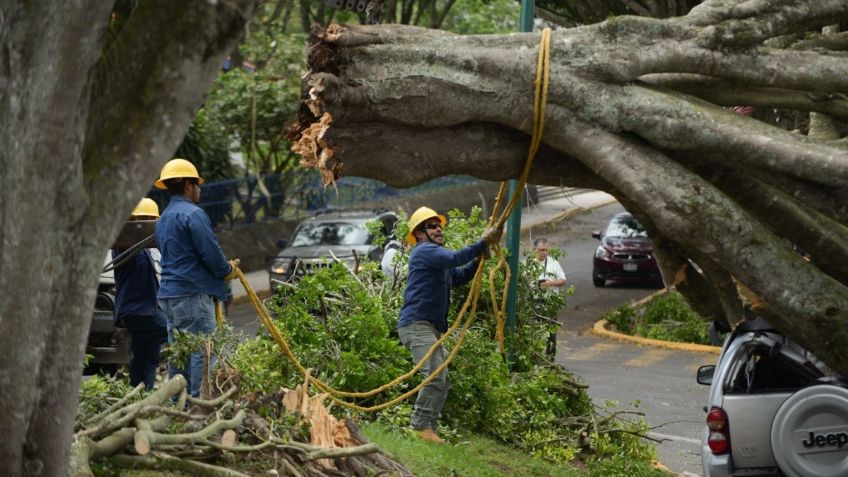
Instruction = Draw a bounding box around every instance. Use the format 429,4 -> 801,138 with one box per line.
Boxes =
770,384 -> 848,477
592,274 -> 605,287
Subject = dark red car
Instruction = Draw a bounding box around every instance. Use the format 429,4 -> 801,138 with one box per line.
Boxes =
591,212 -> 662,287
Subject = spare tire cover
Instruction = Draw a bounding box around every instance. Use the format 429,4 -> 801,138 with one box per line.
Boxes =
771,385 -> 848,477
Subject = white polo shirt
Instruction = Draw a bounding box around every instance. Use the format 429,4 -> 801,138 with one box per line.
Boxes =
538,256 -> 566,289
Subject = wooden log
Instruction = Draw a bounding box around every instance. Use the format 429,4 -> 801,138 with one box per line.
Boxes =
133,410 -> 246,455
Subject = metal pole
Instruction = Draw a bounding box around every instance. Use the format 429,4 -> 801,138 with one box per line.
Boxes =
505,0 -> 534,351
520,0 -> 535,32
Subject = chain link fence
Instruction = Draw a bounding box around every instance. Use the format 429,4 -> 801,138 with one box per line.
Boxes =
148,170 -> 479,230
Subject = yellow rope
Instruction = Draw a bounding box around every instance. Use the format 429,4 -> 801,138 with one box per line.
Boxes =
234,28 -> 552,412
215,301 -> 225,329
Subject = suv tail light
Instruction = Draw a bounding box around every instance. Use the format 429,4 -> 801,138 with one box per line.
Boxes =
707,407 -> 730,455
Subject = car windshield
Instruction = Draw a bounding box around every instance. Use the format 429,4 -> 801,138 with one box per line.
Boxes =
606,216 -> 648,238
290,222 -> 370,247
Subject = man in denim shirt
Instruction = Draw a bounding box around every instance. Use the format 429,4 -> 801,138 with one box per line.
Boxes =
154,159 -> 238,397
113,198 -> 167,389
398,207 -> 502,443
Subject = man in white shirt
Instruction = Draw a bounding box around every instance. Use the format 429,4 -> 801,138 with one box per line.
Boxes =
381,237 -> 403,278
534,238 -> 566,357
534,238 -> 566,290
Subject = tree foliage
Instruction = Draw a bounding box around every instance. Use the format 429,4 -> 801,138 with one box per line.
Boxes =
233,208 -> 659,471
292,2 -> 848,375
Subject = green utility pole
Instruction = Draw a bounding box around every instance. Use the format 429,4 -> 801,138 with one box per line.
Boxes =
505,0 -> 535,351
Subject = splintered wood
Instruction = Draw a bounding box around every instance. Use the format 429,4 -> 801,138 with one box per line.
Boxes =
282,381 -> 360,469
291,112 -> 340,187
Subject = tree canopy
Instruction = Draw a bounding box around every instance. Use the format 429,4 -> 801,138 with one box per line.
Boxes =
293,1 -> 848,374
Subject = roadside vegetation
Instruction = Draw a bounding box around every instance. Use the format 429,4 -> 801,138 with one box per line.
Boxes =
76,208 -> 669,476
603,290 -> 712,345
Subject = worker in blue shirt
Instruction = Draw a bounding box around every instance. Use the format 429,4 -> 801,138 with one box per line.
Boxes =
154,159 -> 238,398
112,198 -> 167,389
398,207 -> 502,443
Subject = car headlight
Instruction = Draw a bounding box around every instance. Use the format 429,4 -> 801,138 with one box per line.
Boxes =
595,246 -> 611,259
271,261 -> 287,275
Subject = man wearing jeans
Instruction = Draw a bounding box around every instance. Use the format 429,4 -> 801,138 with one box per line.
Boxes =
154,159 -> 238,398
397,207 -> 501,443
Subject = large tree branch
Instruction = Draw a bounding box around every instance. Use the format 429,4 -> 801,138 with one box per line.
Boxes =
614,196 -> 735,323
692,0 -> 848,47
640,74 -> 848,123
304,37 -> 848,187
542,116 -> 848,373
793,31 -> 848,51
699,165 -> 848,285
301,121 -> 610,190
296,20 -> 848,375
627,42 -> 848,92
751,169 -> 848,225
556,80 -> 848,186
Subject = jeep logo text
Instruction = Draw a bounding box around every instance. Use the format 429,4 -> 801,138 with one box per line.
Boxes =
802,431 -> 848,449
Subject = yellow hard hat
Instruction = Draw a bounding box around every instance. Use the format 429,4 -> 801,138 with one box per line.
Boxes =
154,158 -> 205,190
407,207 -> 446,244
131,198 -> 160,218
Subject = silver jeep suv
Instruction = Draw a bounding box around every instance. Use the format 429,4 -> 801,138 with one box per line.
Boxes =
697,318 -> 848,477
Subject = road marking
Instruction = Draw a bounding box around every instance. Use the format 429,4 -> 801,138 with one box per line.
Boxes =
648,431 -> 701,446
624,348 -> 671,367
568,342 -> 618,361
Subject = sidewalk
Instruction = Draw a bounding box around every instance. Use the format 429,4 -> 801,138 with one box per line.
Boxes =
231,189 -> 617,302
521,189 -> 616,230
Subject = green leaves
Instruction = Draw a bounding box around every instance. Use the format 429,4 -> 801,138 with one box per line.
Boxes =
603,290 -> 710,344
229,208 -> 659,470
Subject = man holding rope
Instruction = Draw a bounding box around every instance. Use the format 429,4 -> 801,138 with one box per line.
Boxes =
397,207 -> 502,443
154,158 -> 239,398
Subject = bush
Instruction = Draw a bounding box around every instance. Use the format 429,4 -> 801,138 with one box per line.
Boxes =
231,207 -> 660,469
604,291 -> 711,345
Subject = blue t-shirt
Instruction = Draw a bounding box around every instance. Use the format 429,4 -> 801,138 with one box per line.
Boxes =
113,249 -> 158,319
155,196 -> 231,301
398,240 -> 485,333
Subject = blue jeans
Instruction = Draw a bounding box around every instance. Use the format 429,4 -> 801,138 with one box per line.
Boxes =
159,295 -> 216,397
398,320 -> 450,431
122,310 -> 168,389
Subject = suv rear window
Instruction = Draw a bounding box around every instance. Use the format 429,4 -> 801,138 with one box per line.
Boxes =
290,222 -> 370,247
725,342 -> 823,394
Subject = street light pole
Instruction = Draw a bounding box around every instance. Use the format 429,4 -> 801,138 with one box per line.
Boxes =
505,0 -> 535,358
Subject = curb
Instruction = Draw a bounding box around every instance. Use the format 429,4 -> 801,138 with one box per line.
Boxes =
592,319 -> 721,355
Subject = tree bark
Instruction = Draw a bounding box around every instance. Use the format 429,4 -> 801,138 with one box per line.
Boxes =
294,7 -> 848,373
0,2 -> 254,475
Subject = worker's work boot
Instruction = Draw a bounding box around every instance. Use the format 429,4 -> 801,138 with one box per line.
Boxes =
416,428 -> 445,444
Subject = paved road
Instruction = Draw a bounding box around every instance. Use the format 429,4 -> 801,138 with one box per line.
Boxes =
532,202 -> 710,476
229,201 -> 712,475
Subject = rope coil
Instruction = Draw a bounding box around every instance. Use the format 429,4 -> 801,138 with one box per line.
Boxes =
232,28 -> 552,412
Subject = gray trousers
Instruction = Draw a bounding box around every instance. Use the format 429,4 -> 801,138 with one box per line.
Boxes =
398,320 -> 450,431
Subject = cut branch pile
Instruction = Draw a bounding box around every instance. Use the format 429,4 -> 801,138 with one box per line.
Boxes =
292,1 -> 848,375
71,375 -> 413,477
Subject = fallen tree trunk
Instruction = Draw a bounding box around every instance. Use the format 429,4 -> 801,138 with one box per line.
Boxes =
293,2 -> 848,374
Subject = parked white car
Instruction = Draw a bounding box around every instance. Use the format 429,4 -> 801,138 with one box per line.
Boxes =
697,317 -> 848,477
